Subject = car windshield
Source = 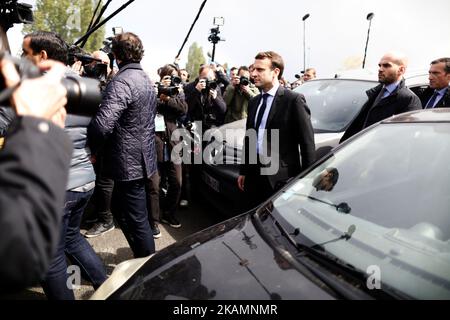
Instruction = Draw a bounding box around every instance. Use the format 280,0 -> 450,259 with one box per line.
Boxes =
294,79 -> 375,133
271,122 -> 450,299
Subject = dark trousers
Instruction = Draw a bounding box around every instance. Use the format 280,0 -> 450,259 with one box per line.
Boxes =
244,167 -> 276,211
94,175 -> 114,224
93,158 -> 114,224
42,190 -> 107,300
146,172 -> 160,225
159,161 -> 182,217
114,179 -> 155,258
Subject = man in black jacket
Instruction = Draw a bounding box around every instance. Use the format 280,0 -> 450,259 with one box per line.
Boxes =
0,58 -> 72,291
237,51 -> 315,209
340,52 -> 422,143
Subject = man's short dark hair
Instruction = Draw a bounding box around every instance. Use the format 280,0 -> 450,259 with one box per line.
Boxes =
25,31 -> 68,64
112,32 -> 144,63
255,51 -> 284,79
158,64 -> 180,78
238,66 -> 249,74
431,57 -> 450,74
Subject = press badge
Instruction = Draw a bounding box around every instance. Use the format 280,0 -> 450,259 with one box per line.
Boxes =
155,114 -> 166,132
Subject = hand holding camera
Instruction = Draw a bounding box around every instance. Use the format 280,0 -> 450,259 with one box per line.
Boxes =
0,53 -> 102,117
209,88 -> 218,100
157,75 -> 181,98
1,57 -> 67,127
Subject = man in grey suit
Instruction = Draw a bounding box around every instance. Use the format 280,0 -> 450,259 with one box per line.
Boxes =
238,51 -> 315,208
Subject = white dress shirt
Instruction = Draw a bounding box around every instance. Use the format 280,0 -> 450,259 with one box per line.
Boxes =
254,82 -> 280,154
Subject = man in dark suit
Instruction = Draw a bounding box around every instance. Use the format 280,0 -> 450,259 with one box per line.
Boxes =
340,52 -> 422,143
422,57 -> 450,109
237,51 -> 315,208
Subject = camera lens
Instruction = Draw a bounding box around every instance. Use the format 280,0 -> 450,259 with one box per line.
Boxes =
209,80 -> 218,90
171,76 -> 182,86
62,76 -> 102,116
240,76 -> 249,86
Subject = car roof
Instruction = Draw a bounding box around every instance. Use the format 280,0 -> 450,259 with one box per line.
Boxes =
327,69 -> 428,86
382,109 -> 450,123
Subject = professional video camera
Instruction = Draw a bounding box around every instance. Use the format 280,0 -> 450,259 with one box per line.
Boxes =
157,75 -> 182,97
68,45 -> 102,65
0,0 -> 33,32
0,53 -> 102,116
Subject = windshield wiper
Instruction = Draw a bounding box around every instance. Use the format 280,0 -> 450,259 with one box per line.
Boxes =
282,191 -> 351,214
269,219 -> 375,299
273,219 -> 411,299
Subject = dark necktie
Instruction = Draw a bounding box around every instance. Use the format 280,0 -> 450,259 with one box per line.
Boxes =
372,87 -> 388,107
255,93 -> 270,130
425,91 -> 439,109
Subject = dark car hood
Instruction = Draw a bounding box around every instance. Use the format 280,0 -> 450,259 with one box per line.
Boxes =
109,213 -> 335,300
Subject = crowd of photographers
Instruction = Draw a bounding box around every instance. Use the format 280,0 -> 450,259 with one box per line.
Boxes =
0,29 -> 268,299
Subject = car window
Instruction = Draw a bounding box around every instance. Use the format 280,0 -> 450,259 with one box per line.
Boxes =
272,122 -> 450,299
294,80 -> 375,133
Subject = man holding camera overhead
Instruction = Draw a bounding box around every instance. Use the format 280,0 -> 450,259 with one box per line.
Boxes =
184,64 -> 226,130
224,65 -> 260,123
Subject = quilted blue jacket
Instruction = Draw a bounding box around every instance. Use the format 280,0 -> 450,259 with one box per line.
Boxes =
88,63 -> 157,181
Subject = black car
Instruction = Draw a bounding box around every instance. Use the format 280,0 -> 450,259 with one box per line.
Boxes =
92,109 -> 450,300
198,73 -> 429,218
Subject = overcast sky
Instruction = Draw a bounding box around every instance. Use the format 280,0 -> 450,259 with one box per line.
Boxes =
7,0 -> 450,81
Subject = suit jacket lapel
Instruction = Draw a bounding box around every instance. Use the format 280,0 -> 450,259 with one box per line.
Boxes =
266,86 -> 285,128
436,87 -> 449,108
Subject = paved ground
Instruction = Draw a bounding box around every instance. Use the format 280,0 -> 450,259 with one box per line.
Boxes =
9,200 -> 224,300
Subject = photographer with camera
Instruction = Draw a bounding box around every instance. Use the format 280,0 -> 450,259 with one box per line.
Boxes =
83,50 -> 116,239
224,65 -> 259,123
0,54 -> 73,291
184,64 -> 226,130
21,31 -> 107,300
150,64 -> 188,232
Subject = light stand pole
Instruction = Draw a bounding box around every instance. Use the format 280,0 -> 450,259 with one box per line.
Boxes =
302,13 -> 310,72
362,12 -> 374,69
208,17 -> 224,63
